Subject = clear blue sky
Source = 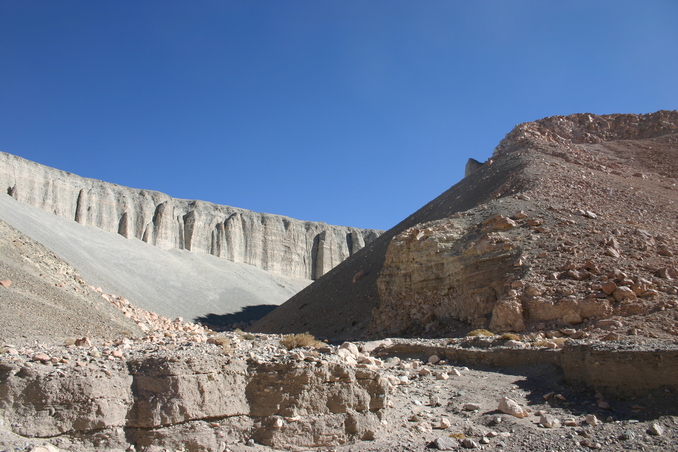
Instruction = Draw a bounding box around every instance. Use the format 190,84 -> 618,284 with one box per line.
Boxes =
1,1 -> 676,230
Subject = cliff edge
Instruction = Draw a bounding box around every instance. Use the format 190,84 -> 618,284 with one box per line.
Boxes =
0,152 -> 381,280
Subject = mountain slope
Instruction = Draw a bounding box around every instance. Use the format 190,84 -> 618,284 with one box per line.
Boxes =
0,193 -> 310,325
251,111 -> 678,340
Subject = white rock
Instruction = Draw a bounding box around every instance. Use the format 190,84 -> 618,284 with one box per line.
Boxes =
539,414 -> 561,428
497,397 -> 528,418
339,342 -> 360,358
648,423 -> 664,436
585,414 -> 600,426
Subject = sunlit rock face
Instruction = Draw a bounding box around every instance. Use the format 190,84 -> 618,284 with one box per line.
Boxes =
0,152 -> 381,279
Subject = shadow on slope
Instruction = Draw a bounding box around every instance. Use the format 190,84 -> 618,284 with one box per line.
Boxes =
0,194 -> 311,322
250,150 -> 530,341
195,304 -> 279,331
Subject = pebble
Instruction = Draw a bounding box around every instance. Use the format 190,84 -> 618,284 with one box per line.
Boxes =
32,352 -> 50,363
585,414 -> 600,426
29,446 -> 59,452
461,438 -> 480,449
539,414 -> 561,428
620,429 -> 635,440
432,436 -> 457,450
428,354 -> 440,364
648,422 -> 664,436
498,397 -> 528,418
463,403 -> 481,411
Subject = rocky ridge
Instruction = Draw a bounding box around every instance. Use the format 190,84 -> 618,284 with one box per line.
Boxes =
252,110 -> 678,341
0,152 -> 381,280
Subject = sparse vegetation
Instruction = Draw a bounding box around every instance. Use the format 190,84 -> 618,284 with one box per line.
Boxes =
241,333 -> 256,341
534,337 -> 569,347
208,336 -> 233,354
500,333 -> 521,341
211,336 -> 230,346
467,329 -> 494,337
279,332 -> 323,350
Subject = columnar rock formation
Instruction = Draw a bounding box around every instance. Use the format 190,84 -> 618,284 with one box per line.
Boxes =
0,152 -> 381,280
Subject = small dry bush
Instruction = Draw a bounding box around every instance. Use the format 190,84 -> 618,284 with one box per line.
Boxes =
500,333 -> 521,341
467,329 -> 494,337
241,333 -> 256,341
534,337 -> 569,347
279,332 -> 322,350
208,336 -> 233,354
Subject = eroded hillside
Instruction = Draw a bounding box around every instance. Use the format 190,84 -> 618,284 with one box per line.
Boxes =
252,111 -> 678,341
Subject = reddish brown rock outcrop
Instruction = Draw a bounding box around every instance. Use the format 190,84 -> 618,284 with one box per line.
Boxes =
253,110 -> 678,340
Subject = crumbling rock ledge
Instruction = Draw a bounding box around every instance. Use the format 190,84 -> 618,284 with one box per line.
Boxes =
373,338 -> 678,398
0,352 -> 388,451
0,152 -> 381,279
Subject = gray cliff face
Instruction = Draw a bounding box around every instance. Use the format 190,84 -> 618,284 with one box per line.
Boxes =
0,152 -> 381,279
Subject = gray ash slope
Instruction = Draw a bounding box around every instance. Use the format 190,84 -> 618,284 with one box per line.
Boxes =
251,110 -> 678,341
0,193 -> 310,326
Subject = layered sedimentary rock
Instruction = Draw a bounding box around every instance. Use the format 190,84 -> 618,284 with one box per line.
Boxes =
253,110 -> 678,340
0,351 -> 388,450
371,111 -> 678,335
0,152 -> 381,279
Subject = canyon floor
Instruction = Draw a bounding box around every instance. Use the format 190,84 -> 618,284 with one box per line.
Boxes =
1,325 -> 677,452
2,112 -> 678,451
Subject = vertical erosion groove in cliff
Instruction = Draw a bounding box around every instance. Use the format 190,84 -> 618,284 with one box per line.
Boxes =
0,152 -> 382,279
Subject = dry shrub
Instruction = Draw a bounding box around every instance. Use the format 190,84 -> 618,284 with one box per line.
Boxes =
467,329 -> 494,337
501,333 -> 521,341
534,337 -> 569,347
240,333 -> 256,341
449,432 -> 465,439
208,336 -> 233,354
279,332 -> 322,350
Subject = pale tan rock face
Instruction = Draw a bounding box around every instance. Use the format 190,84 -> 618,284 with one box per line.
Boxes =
0,351 -> 389,450
0,152 -> 381,279
363,110 -> 678,338
371,216 -> 524,335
